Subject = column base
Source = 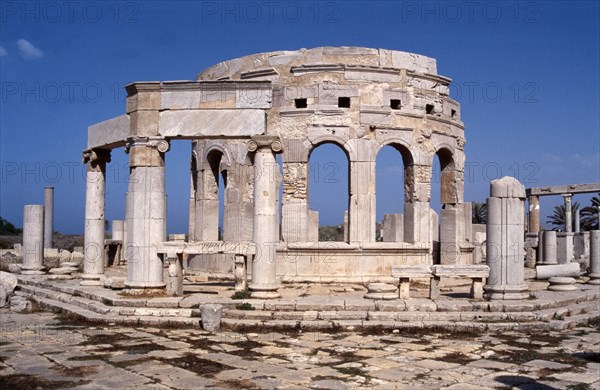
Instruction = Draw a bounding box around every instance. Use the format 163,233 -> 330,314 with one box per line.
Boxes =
249,283 -> 280,299
483,284 -> 529,300
80,274 -> 104,286
587,273 -> 600,285
20,269 -> 46,275
124,281 -> 166,295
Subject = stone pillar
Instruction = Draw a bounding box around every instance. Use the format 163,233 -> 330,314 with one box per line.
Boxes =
528,195 -> 540,234
574,210 -> 580,233
81,149 -> 110,285
588,230 -> 600,285
188,174 -> 196,241
125,138 -> 169,291
349,161 -> 376,243
21,205 -> 46,274
247,136 -> 283,299
557,233 -> 574,264
484,177 -> 529,300
112,220 -> 124,241
563,194 -> 573,233
43,187 -> 54,248
536,230 -> 545,264
543,230 -> 558,264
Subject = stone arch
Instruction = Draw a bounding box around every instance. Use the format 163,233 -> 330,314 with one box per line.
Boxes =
308,141 -> 350,242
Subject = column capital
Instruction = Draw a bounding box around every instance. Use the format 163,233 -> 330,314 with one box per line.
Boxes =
82,149 -> 111,166
247,136 -> 283,154
125,136 -> 170,154
562,193 -> 573,201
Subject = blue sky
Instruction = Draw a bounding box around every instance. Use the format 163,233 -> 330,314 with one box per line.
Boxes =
1,0 -> 599,234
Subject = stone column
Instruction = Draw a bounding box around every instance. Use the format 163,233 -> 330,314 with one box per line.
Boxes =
574,210 -> 580,233
528,195 -> 540,234
484,177 -> 529,300
557,232 -> 574,264
588,230 -> 600,285
543,230 -> 558,264
188,174 -> 196,241
123,192 -> 129,263
112,220 -> 124,241
536,230 -> 545,264
43,186 -> 54,248
563,194 -> 573,233
247,136 -> 283,299
21,205 -> 46,274
349,161 -> 376,243
125,137 -> 169,291
81,149 -> 110,285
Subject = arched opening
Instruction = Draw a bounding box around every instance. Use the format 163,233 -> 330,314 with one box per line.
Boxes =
308,143 -> 349,242
376,144 -> 413,242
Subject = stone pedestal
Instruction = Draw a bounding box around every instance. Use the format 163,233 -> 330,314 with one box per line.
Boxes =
200,304 -> 222,332
588,230 -> 600,285
234,255 -> 247,291
247,137 -> 282,299
364,283 -> 398,300
125,138 -> 169,291
484,177 -> 529,300
543,231 -> 558,265
21,205 -> 46,274
548,276 -> 577,291
43,187 -> 54,249
81,150 -> 110,285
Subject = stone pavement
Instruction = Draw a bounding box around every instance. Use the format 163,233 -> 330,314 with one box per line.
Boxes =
1,308 -> 599,389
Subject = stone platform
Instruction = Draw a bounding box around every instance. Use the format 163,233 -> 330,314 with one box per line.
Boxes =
14,274 -> 600,332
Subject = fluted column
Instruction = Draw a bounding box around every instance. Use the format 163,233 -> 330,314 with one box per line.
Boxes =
81,149 -> 110,285
125,137 -> 169,291
247,136 -> 283,299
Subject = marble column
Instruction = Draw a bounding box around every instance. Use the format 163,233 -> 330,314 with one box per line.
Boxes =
563,194 -> 573,233
81,149 -> 110,285
543,230 -> 558,264
349,161 -> 376,243
484,176 -> 529,300
21,205 -> 46,274
588,230 -> 600,285
247,136 -> 283,299
43,186 -> 54,248
125,137 -> 169,291
112,220 -> 124,241
528,195 -> 540,234
574,210 -> 580,233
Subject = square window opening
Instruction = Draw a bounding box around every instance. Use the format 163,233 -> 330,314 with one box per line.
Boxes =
338,97 -> 351,108
295,98 -> 307,108
451,109 -> 457,118
390,99 -> 401,110
426,104 -> 435,114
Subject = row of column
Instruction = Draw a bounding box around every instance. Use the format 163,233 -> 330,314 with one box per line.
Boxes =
81,136 -> 283,297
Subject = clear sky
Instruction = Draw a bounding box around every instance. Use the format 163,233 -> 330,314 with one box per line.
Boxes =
1,0 -> 599,234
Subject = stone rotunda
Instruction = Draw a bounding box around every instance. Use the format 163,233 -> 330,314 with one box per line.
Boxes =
83,47 -> 472,297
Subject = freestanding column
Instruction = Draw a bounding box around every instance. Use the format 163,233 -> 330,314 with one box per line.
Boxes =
112,220 -> 124,241
528,195 -> 540,234
574,210 -> 580,233
543,230 -> 558,264
588,230 -> 600,285
81,149 -> 110,285
21,205 -> 46,274
247,136 -> 283,299
125,138 -> 169,291
563,194 -> 573,233
349,161 -> 376,243
43,187 -> 54,248
484,176 -> 529,300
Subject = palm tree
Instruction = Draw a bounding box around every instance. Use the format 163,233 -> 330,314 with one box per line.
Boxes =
581,193 -> 599,231
472,202 -> 487,224
548,201 -> 580,231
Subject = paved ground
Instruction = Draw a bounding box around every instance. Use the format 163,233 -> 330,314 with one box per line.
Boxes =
0,307 -> 598,389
